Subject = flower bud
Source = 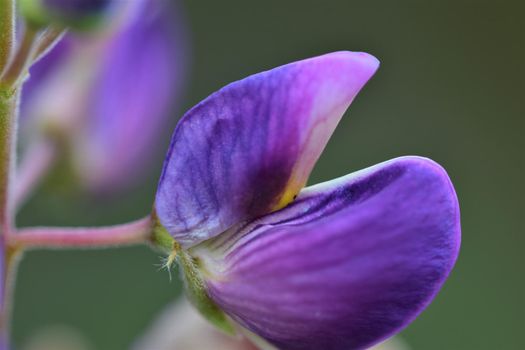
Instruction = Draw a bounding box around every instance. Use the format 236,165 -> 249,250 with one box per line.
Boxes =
20,0 -> 113,31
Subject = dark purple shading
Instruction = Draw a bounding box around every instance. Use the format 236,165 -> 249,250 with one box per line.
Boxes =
201,157 -> 461,350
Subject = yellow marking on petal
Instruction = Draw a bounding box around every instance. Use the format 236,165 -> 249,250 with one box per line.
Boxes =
270,102 -> 351,213
272,179 -> 305,211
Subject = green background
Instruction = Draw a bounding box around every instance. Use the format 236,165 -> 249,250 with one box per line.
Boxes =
13,1 -> 524,349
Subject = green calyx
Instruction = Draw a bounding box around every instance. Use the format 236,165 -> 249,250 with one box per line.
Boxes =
19,0 -> 109,31
150,217 -> 175,254
18,0 -> 45,29
151,216 -> 236,335
177,250 -> 236,335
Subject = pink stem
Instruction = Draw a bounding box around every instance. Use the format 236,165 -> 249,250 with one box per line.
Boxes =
10,216 -> 153,249
13,138 -> 56,210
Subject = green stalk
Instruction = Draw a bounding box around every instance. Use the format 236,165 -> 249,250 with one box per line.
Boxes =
0,80 -> 18,350
0,87 -> 17,234
0,0 -> 15,74
0,4 -> 18,345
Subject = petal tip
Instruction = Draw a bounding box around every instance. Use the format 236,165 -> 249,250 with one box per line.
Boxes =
319,50 -> 380,94
333,50 -> 380,76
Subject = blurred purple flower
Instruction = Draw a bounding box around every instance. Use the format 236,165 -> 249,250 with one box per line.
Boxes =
133,297 -> 259,350
21,0 -> 187,192
154,52 -> 461,349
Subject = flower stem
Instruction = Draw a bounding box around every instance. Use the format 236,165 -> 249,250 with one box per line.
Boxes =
33,26 -> 66,63
0,25 -> 65,89
0,0 -> 15,75
0,17 -> 64,348
0,88 -> 18,235
0,27 -> 38,88
0,241 -> 22,349
0,33 -> 18,344
11,216 -> 155,249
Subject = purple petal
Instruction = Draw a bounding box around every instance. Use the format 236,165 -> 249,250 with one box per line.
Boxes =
20,0 -> 186,193
21,37 -> 73,120
194,156 -> 460,350
78,0 -> 187,191
155,51 -> 379,247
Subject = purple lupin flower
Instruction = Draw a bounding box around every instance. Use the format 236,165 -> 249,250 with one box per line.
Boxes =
21,0 -> 186,193
154,51 -> 461,349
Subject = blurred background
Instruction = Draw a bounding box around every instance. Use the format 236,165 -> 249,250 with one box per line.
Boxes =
12,1 -> 523,349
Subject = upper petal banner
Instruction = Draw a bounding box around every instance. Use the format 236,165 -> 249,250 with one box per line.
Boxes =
156,51 -> 379,247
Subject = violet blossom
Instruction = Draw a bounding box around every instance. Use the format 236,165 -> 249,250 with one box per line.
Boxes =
20,0 -> 186,193
153,52 -> 461,349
